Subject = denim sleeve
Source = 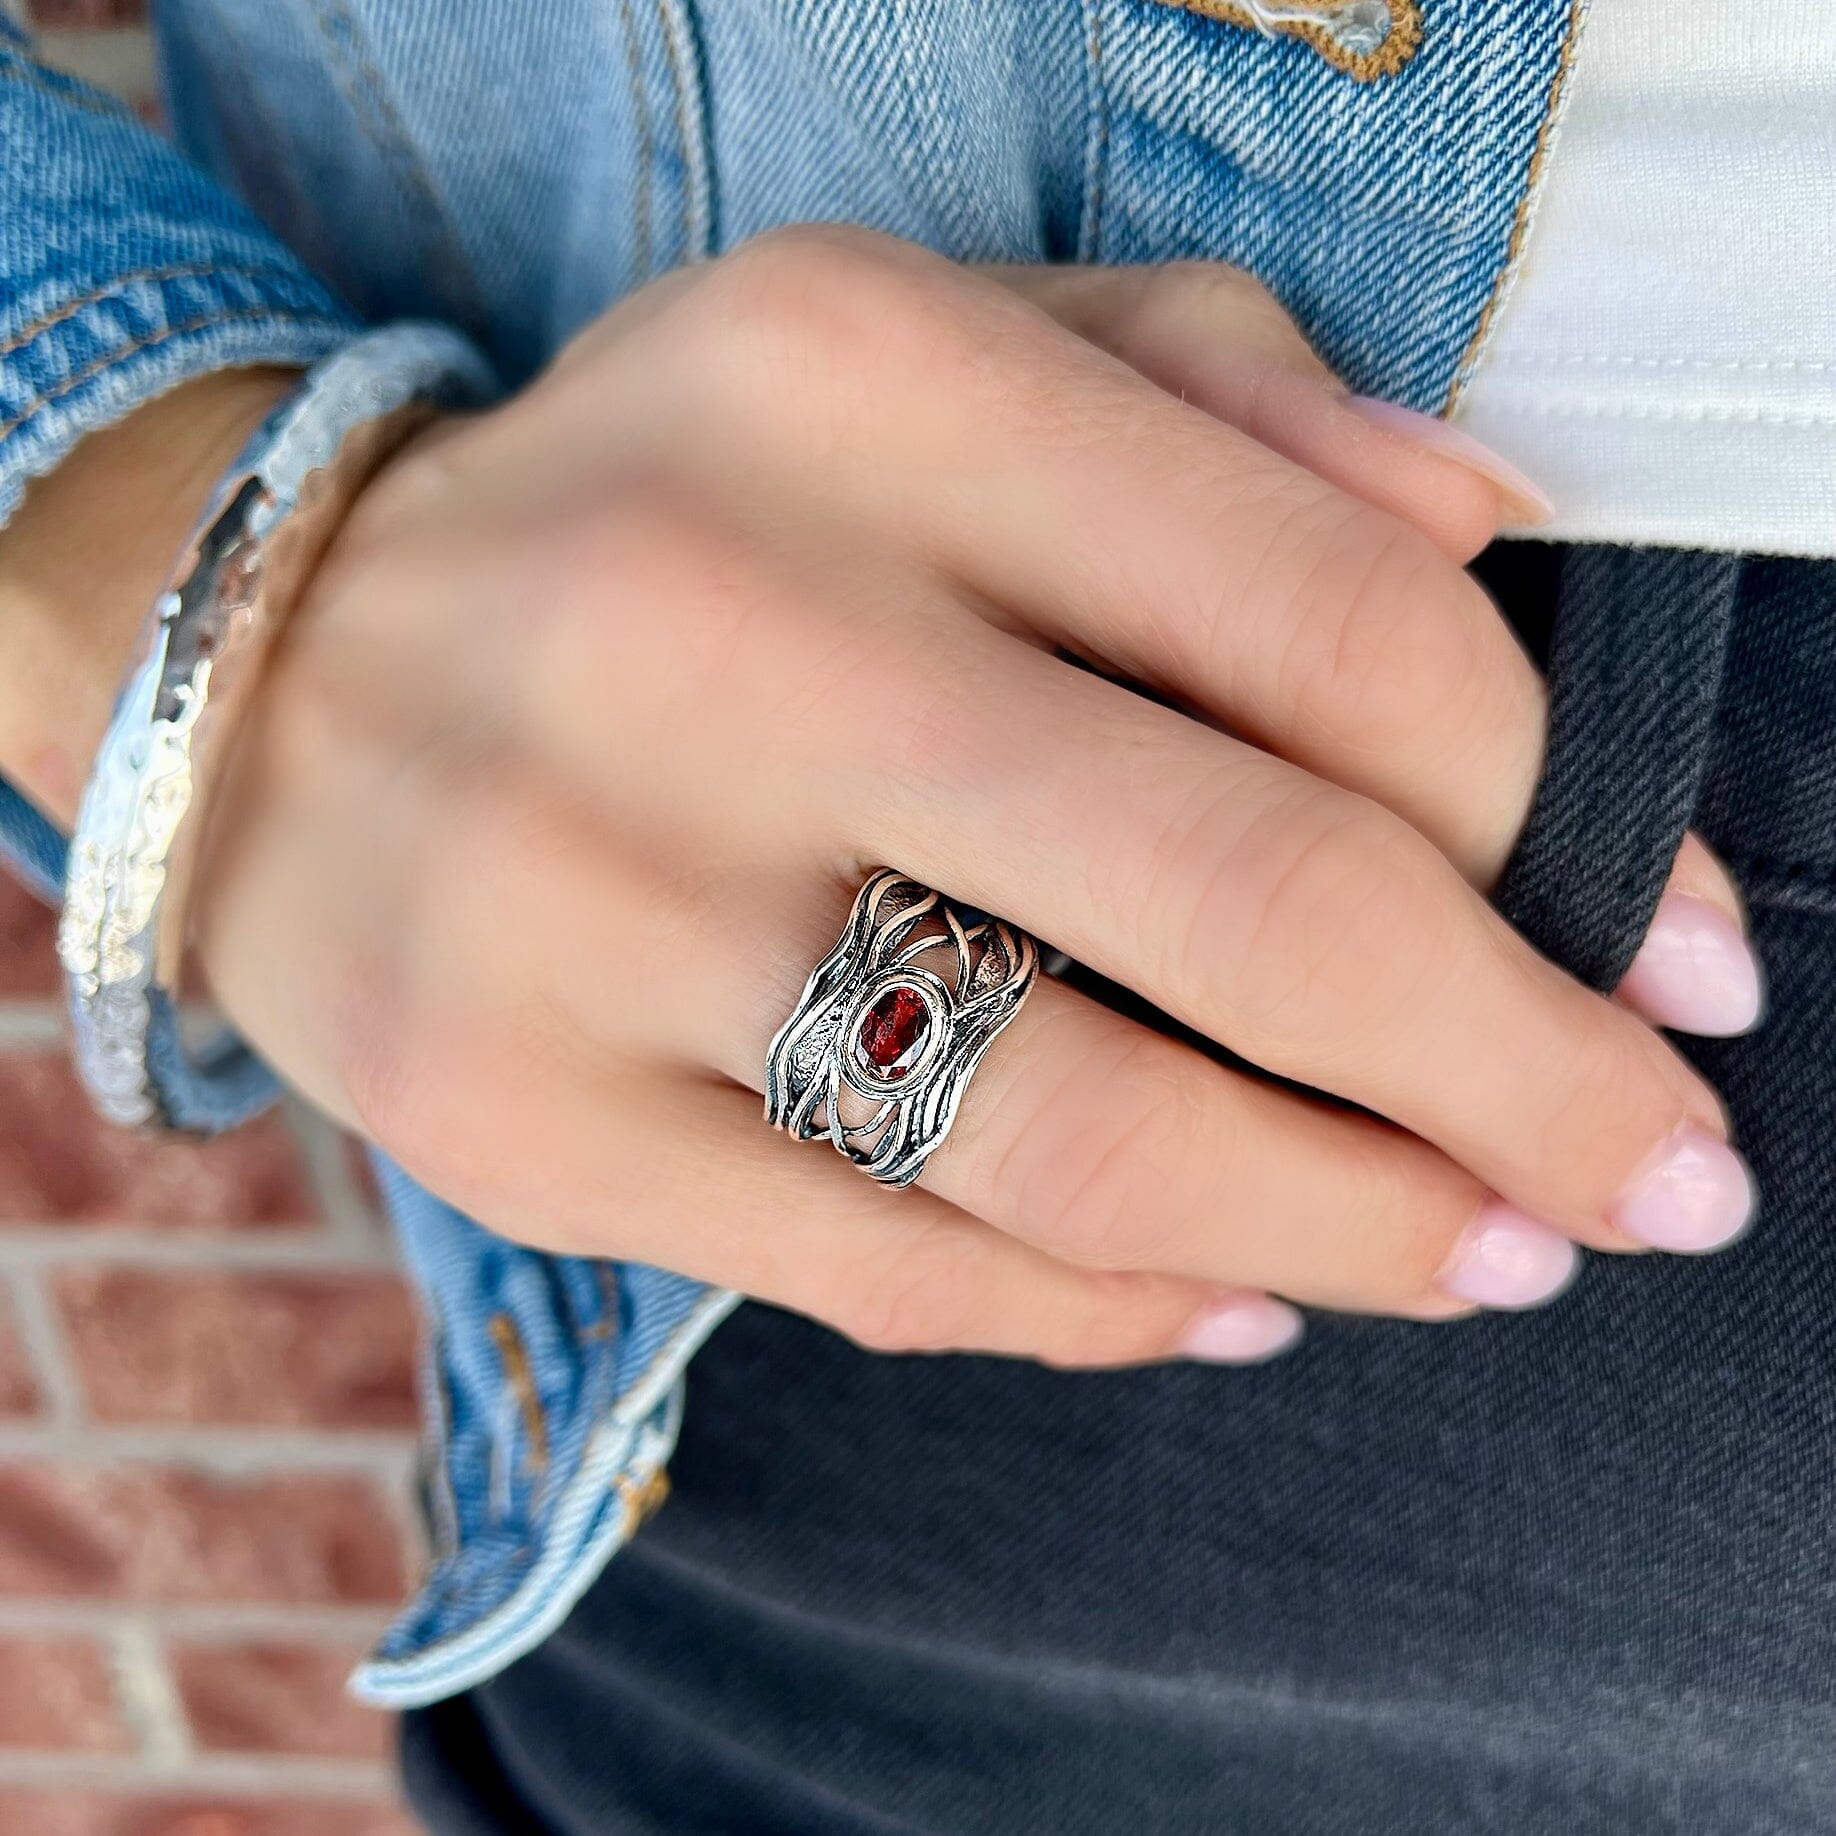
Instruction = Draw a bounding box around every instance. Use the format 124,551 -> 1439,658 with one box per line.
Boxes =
0,20 -> 360,900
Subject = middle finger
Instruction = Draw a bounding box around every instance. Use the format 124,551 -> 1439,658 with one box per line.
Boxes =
809,618 -> 1742,1251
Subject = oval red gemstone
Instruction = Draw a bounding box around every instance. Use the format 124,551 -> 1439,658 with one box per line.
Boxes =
853,986 -> 930,1080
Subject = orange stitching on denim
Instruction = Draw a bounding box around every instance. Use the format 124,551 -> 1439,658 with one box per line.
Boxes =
0,304 -> 348,444
0,263 -> 308,362
617,0 -> 657,282
617,1467 -> 672,1527
487,1313 -> 551,1477
1148,0 -> 1422,80
1443,0 -> 1585,411
579,1263 -> 622,1342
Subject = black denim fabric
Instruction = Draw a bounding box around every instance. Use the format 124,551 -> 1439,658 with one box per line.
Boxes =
1492,547 -> 1743,992
403,544 -> 1836,1835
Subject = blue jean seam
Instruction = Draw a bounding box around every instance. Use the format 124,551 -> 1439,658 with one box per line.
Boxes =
0,307 -> 356,448
0,263 -> 334,366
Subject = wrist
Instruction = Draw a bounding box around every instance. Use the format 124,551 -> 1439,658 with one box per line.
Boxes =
0,366 -> 301,826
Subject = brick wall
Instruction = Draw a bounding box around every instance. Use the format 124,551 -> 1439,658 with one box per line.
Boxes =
0,896 -> 426,1834
2,4 -> 431,1825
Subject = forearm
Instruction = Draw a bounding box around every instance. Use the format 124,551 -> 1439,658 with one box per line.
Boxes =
0,367 -> 299,827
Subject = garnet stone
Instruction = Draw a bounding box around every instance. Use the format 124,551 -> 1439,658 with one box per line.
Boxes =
853,986 -> 931,1081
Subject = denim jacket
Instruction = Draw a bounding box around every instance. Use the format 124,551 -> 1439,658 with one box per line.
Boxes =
0,0 -> 1576,1705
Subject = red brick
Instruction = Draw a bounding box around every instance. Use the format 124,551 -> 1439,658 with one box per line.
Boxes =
171,1640 -> 391,1761
24,2 -> 148,27
0,1292 -> 40,1419
56,1269 -> 418,1430
0,1635 -> 129,1752
0,875 -> 58,999
0,1796 -> 420,1836
0,1465 -> 407,1603
0,1056 -> 315,1227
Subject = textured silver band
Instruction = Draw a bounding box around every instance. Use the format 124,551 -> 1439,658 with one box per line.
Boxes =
765,869 -> 1040,1187
57,323 -> 496,1128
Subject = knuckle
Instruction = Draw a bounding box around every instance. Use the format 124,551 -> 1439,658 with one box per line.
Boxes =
835,638 -> 1005,822
1035,1272 -> 1194,1370
832,1229 -> 990,1355
1421,467 -> 1510,561
1140,473 -> 1334,691
1163,260 -> 1287,326
1529,1018 -> 1693,1200
730,220 -> 913,289
1350,1129 -> 1485,1303
704,223 -> 959,398
993,1030 -> 1209,1271
1135,263 -> 1332,390
1200,789 -> 1457,1055
1278,507 -> 1490,761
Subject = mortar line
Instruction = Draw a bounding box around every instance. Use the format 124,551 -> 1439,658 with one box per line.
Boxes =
2,1263 -> 84,1428
109,1617 -> 193,1769
0,1420 -> 422,1474
0,1004 -> 64,1049
0,1749 -> 398,1793
0,1225 -> 399,1269
0,1599 -> 395,1639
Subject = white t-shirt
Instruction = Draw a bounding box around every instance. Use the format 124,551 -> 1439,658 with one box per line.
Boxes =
1454,2 -> 1836,557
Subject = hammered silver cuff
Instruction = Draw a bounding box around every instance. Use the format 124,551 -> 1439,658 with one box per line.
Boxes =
57,323 -> 497,1129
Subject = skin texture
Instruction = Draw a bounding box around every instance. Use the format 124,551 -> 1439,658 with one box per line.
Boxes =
0,230 -> 1760,1364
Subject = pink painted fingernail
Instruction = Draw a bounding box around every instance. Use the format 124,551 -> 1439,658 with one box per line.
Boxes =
1177,1292 -> 1304,1364
1620,894 -> 1764,1037
1343,396 -> 1556,526
1611,1125 -> 1756,1253
1435,1201 -> 1579,1309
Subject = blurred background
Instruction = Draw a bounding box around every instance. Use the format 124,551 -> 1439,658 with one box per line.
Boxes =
0,11 -> 425,1831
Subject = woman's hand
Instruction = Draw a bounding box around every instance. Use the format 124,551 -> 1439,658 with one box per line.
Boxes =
94,229 -> 1767,1362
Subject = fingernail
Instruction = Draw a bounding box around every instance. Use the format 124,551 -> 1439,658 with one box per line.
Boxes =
1612,1125 -> 1756,1253
1435,1201 -> 1579,1309
1620,893 -> 1764,1037
1343,396 -> 1556,526
1177,1292 -> 1304,1364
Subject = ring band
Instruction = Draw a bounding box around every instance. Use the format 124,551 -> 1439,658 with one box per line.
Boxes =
765,869 -> 1040,1187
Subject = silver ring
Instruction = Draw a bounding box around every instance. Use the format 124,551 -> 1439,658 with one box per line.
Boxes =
765,869 -> 1040,1187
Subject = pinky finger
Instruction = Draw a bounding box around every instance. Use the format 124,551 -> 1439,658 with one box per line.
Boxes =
387,1047 -> 1299,1369
621,1078 -> 1302,1367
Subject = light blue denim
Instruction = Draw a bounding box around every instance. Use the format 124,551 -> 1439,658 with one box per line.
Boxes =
0,0 -> 1574,1705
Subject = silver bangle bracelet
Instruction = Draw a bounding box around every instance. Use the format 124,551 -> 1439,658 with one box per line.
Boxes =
57,323 -> 497,1129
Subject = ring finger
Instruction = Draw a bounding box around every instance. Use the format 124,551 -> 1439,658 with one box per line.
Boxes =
595,854 -> 1586,1317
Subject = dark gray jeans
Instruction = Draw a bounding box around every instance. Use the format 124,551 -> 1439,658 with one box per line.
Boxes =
403,544 -> 1836,1834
